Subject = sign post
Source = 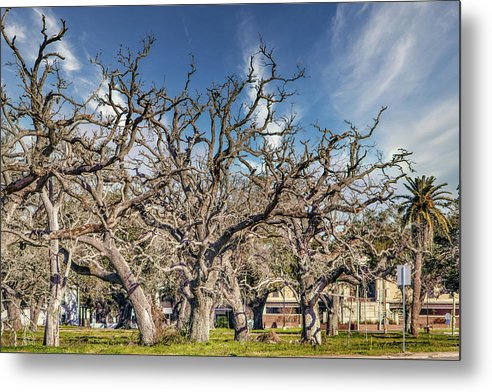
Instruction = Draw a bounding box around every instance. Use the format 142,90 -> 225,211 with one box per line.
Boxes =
397,264 -> 411,353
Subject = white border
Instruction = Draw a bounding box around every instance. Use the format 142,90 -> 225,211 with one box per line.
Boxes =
1,1 -> 491,391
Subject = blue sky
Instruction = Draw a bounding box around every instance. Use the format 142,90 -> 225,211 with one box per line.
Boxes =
1,2 -> 460,191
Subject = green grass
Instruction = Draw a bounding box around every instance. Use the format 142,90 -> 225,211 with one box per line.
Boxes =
1,327 -> 459,357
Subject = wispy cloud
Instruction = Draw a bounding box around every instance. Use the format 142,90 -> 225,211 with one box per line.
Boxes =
236,11 -> 291,150
382,98 -> 459,183
87,78 -> 127,121
3,8 -> 82,75
2,7 -> 105,128
3,8 -> 82,74
320,2 -> 459,189
243,53 -> 283,149
327,3 -> 457,117
31,8 -> 81,73
3,21 -> 27,42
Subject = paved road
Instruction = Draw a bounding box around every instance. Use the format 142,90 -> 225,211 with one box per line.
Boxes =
311,352 -> 459,360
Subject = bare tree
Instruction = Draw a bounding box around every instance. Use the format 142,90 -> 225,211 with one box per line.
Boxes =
137,44 -> 305,342
2,8 -> 427,352
269,108 -> 411,345
1,9 -> 156,346
1,194 -> 49,333
218,233 -> 289,341
0,242 -> 49,332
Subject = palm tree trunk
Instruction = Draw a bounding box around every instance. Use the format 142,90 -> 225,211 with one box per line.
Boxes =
411,249 -> 423,337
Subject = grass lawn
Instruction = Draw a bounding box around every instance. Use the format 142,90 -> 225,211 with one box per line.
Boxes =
1,327 -> 459,357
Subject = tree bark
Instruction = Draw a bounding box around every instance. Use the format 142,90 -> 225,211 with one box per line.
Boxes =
107,246 -> 157,345
43,191 -> 63,347
43,293 -> 61,346
251,295 -> 268,330
300,292 -> 322,345
327,294 -> 339,337
188,270 -> 218,343
227,284 -> 248,341
209,301 -> 216,331
189,292 -> 214,342
29,299 -> 43,332
232,309 -> 248,342
177,297 -> 190,333
222,267 -> 249,342
4,294 -> 23,331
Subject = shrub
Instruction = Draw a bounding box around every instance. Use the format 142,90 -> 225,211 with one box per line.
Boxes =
215,315 -> 229,329
159,327 -> 187,345
256,331 -> 280,344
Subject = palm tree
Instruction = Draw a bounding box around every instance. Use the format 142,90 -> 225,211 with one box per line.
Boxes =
398,175 -> 452,337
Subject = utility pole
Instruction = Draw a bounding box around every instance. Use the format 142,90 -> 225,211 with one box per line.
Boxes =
378,279 -> 382,331
383,279 -> 387,334
76,284 -> 80,327
397,265 -> 410,353
356,285 -> 360,332
402,281 -> 406,353
282,287 -> 286,330
452,292 -> 456,336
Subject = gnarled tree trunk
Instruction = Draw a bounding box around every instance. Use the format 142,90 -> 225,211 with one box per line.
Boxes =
300,292 -> 322,345
129,289 -> 156,345
221,258 -> 249,341
251,294 -> 268,330
209,301 -> 216,331
29,299 -> 43,332
3,293 -> 23,331
232,308 -> 248,342
42,189 -> 63,347
107,246 -> 157,345
326,294 -> 339,337
178,298 -> 190,333
227,285 -> 249,342
43,290 -> 62,346
188,270 -> 218,343
189,292 -> 214,342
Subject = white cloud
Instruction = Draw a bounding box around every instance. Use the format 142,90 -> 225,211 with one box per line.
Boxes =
3,8 -> 82,74
381,98 -> 459,188
56,40 -> 81,73
244,158 -> 264,173
87,78 -> 127,120
27,8 -> 81,73
32,8 -> 61,37
3,22 -> 27,42
236,11 -> 288,151
320,2 -> 460,190
242,45 -> 286,150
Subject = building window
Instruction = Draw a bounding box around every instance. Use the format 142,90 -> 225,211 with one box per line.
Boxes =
265,307 -> 300,314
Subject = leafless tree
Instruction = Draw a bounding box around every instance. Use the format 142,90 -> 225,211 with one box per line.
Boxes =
136,43 -> 305,342
269,108 -> 411,345
2,8 -> 423,351
218,233 -> 289,341
1,243 -> 49,332
1,8 -> 158,345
